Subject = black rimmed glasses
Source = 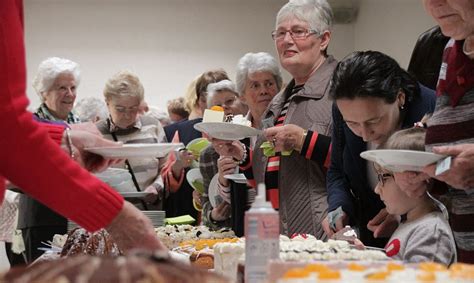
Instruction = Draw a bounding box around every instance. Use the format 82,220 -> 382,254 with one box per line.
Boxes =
271,28 -> 318,41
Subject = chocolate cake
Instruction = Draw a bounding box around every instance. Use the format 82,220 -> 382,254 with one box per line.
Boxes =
60,228 -> 122,257
2,251 -> 229,283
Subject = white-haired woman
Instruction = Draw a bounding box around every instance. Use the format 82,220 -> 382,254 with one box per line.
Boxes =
199,80 -> 248,229
18,57 -> 82,263
254,0 -> 336,238
96,71 -> 167,209
206,53 -> 283,232
73,97 -> 108,123
236,52 -> 283,130
33,57 -> 81,123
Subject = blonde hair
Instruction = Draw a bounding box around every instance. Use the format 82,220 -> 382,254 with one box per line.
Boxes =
103,70 -> 144,102
184,76 -> 199,112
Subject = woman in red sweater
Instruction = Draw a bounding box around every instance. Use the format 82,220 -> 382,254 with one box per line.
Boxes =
0,0 -> 163,252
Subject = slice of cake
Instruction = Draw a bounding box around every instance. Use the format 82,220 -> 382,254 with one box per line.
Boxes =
330,225 -> 358,244
202,107 -> 225,123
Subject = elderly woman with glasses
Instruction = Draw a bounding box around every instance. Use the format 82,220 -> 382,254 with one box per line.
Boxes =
326,51 -> 436,248
203,53 -> 282,232
17,57 -> 82,262
96,71 -> 167,209
244,0 -> 336,239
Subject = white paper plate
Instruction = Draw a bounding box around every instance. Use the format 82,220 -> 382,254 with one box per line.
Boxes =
360,149 -> 445,172
186,168 -> 205,194
86,143 -> 184,158
120,192 -> 148,198
194,122 -> 261,141
224,173 -> 247,184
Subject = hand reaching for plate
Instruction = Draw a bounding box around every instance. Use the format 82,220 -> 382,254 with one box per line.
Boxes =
264,124 -> 305,152
423,144 -> 474,190
211,138 -> 245,161
211,202 -> 231,222
65,129 -> 123,173
217,156 -> 238,187
172,150 -> 195,176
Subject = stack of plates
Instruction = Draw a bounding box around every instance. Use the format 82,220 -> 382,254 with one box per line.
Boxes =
67,210 -> 165,232
142,210 -> 166,227
94,168 -> 135,193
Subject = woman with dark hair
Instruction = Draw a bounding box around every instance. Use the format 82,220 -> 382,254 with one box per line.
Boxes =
324,51 -> 436,247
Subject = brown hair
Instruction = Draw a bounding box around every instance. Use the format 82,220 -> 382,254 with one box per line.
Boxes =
380,127 -> 426,152
167,97 -> 189,119
195,69 -> 229,105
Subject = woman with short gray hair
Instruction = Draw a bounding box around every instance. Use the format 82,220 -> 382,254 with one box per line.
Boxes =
235,52 -> 282,129
32,57 -> 81,123
254,0 -> 336,238
19,57 -> 82,262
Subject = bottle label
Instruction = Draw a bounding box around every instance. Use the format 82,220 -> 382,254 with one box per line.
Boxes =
246,214 -> 279,239
245,214 -> 280,283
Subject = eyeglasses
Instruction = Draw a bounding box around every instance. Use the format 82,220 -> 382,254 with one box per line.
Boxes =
248,81 -> 276,91
113,105 -> 139,114
271,28 -> 318,41
377,173 -> 394,187
213,95 -> 237,108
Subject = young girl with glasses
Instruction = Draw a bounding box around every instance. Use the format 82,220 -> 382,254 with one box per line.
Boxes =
371,127 -> 456,265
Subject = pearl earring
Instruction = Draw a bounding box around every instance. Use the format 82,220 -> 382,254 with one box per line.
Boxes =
400,105 -> 404,110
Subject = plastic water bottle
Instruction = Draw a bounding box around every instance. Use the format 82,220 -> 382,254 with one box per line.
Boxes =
244,183 -> 279,283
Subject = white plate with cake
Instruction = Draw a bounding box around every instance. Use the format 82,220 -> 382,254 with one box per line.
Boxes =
194,122 -> 261,141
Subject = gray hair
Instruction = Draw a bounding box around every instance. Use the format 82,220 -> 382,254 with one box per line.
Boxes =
235,52 -> 283,96
73,97 -> 108,122
144,105 -> 171,126
103,70 -> 145,103
276,0 -> 333,35
206,80 -> 238,108
32,57 -> 81,100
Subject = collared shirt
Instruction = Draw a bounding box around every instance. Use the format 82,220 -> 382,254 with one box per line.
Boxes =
34,103 -> 80,124
107,116 -> 142,133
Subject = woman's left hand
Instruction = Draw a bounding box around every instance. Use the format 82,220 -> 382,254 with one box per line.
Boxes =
264,124 -> 305,152
211,138 -> 245,161
67,129 -> 123,173
367,208 -> 399,238
423,144 -> 474,190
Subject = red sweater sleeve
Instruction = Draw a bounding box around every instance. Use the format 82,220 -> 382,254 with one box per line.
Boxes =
0,0 -> 124,232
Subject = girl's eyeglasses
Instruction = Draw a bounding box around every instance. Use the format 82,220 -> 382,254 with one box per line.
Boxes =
377,173 -> 394,186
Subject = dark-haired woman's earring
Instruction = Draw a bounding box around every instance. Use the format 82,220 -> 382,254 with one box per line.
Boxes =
400,105 -> 405,110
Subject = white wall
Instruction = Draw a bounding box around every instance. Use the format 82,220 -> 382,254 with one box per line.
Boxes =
354,0 -> 436,68
23,0 -> 435,111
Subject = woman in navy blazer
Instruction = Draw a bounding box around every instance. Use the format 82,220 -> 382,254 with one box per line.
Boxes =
325,51 -> 436,247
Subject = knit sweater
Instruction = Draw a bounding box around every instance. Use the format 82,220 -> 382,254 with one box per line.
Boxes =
425,39 -> 474,263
